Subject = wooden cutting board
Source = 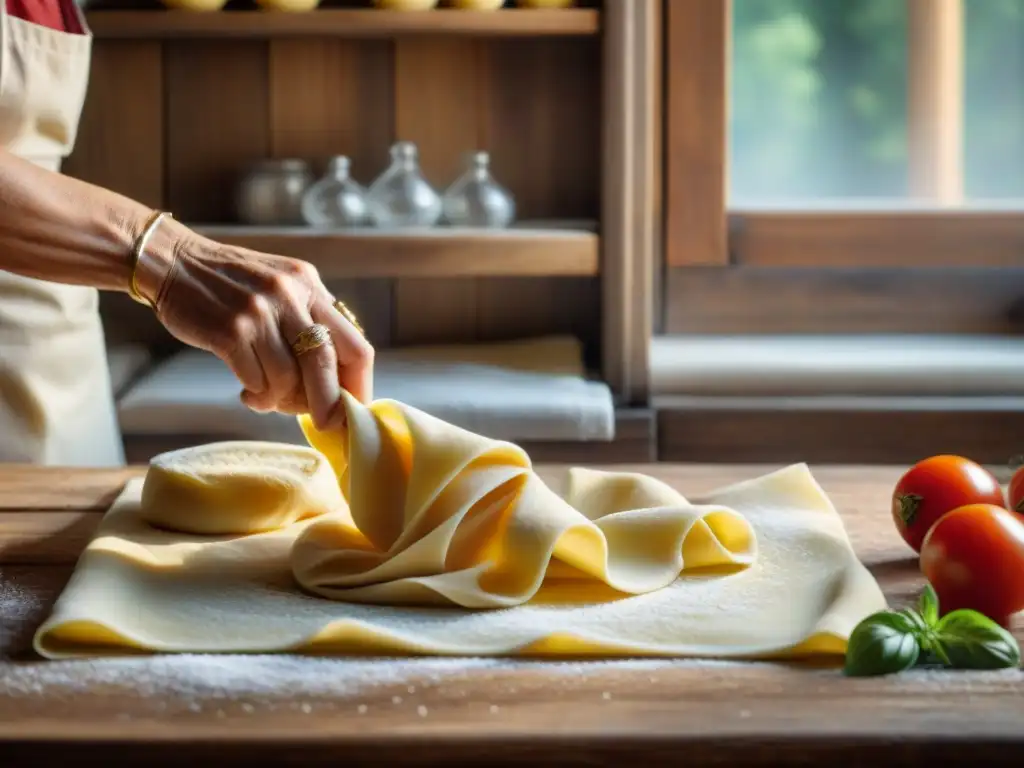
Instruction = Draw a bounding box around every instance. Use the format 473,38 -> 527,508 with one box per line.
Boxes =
0,464 -> 1022,767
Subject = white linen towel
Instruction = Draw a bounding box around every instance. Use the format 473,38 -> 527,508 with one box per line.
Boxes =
117,336 -> 615,443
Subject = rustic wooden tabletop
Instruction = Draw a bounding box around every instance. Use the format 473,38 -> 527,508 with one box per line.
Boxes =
0,464 -> 1022,767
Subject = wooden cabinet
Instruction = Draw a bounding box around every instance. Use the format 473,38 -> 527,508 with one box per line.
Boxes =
72,1 -> 659,411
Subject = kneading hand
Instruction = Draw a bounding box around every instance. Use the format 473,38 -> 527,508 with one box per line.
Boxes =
147,233 -> 372,431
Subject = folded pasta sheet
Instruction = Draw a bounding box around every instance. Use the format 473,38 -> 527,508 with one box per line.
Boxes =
34,393 -> 886,659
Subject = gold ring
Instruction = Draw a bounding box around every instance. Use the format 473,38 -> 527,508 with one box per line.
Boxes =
333,299 -> 364,337
291,323 -> 331,356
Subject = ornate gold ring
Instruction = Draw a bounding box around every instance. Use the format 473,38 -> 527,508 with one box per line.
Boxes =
291,323 -> 331,356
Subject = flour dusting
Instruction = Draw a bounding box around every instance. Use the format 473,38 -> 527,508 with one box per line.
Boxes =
0,573 -> 45,657
0,655 -> 755,712
1,656 -> 498,702
0,568 -> 786,721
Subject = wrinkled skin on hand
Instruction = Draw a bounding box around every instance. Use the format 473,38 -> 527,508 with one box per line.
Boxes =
151,233 -> 373,431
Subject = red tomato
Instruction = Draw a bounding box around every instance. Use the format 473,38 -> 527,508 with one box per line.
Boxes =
920,503 -> 1024,626
1008,466 -> 1024,515
891,455 -> 1005,553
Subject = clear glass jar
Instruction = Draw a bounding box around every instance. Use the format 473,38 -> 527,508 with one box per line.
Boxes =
236,159 -> 313,226
300,156 -> 370,228
441,151 -> 515,228
367,142 -> 442,228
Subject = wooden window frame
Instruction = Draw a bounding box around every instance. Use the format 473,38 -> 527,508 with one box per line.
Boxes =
602,0 -> 660,404
663,0 -> 1024,278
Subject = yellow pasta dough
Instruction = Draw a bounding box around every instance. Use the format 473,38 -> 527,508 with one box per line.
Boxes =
139,442 -> 342,536
33,392 -> 887,660
291,397 -> 755,608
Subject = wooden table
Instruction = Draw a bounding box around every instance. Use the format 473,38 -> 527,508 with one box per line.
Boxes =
1,464 -> 1022,767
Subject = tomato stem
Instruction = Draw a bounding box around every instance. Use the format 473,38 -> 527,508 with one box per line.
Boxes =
897,493 -> 923,526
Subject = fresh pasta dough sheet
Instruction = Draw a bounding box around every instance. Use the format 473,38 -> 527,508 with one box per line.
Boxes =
34,394 -> 886,660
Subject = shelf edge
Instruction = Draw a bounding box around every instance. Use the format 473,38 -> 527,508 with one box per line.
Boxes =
195,225 -> 600,278
86,8 -> 601,39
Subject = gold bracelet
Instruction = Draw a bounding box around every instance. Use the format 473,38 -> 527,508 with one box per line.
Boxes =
128,210 -> 173,309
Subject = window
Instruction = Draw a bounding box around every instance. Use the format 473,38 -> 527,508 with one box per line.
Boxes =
665,0 -> 1024,277
731,0 -> 909,204
732,0 -> 1024,205
656,0 -> 1024,462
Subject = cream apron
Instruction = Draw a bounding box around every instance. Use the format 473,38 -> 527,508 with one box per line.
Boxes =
0,2 -> 124,466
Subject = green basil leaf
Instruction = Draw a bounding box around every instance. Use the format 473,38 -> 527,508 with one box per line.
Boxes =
898,608 -> 949,665
917,585 -> 939,627
844,612 -> 921,677
898,607 -> 929,635
934,610 -> 1021,670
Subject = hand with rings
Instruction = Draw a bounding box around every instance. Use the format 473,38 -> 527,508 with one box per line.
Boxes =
139,227 -> 373,432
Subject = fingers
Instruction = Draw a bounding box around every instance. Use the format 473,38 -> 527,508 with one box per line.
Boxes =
242,387 -> 307,415
217,255 -> 373,428
279,308 -> 345,431
311,289 -> 374,405
242,296 -> 305,414
223,317 -> 268,404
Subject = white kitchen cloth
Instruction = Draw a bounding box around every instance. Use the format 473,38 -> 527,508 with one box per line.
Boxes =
117,336 -> 615,443
652,334 -> 1024,396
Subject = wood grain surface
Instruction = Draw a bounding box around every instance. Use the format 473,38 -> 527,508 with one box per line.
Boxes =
664,0 -> 729,267
600,0 -> 659,403
664,265 -> 1024,335
192,225 -> 600,279
656,398 -> 1024,466
85,8 -> 601,40
2,463 -> 1024,765
732,211 -> 1024,269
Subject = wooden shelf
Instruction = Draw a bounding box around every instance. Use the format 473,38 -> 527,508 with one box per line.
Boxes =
86,8 -> 600,39
194,224 -> 599,279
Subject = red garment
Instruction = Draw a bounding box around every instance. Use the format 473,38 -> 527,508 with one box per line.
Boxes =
6,0 -> 84,34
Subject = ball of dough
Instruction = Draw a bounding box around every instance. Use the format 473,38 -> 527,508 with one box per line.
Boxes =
140,441 -> 344,536
160,0 -> 229,12
255,0 -> 321,12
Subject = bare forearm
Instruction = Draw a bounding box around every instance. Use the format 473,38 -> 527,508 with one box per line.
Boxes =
0,147 -> 184,294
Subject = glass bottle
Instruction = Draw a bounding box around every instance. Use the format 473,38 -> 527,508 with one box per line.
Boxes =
367,142 -> 442,228
441,151 -> 515,228
300,156 -> 370,229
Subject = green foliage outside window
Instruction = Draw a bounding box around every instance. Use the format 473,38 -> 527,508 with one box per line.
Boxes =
730,0 -> 1024,203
